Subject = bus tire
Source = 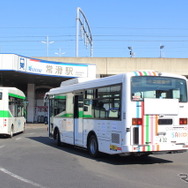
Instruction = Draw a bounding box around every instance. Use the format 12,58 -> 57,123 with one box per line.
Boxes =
88,134 -> 99,158
9,125 -> 14,138
54,128 -> 61,146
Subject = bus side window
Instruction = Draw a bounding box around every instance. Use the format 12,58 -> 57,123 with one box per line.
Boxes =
9,102 -> 15,116
9,97 -> 15,116
84,89 -> 95,119
109,108 -> 119,118
96,101 -> 106,118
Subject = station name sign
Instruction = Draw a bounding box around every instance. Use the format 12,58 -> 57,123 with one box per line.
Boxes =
18,57 -> 88,78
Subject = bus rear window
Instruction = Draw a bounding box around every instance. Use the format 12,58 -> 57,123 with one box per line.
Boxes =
0,92 -> 2,100
131,76 -> 187,102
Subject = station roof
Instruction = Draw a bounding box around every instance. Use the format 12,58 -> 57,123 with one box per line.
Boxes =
0,70 -> 67,91
0,54 -> 96,91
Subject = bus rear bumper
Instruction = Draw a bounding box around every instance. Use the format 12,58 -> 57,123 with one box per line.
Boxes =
118,144 -> 188,156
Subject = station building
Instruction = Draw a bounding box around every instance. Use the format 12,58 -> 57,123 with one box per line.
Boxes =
0,54 -> 96,123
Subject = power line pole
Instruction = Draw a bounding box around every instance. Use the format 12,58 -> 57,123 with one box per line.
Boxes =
76,7 -> 93,57
41,36 -> 54,57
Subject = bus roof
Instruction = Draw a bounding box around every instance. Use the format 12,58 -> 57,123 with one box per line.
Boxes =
46,71 -> 187,96
0,87 -> 25,99
47,73 -> 126,96
60,77 -> 94,87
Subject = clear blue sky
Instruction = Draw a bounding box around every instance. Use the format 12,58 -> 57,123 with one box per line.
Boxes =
0,0 -> 188,58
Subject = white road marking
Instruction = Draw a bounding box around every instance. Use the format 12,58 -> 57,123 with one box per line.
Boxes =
0,145 -> 5,149
0,167 -> 48,188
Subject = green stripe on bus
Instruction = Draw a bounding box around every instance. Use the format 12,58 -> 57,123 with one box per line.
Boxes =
54,96 -> 66,99
143,71 -> 147,76
57,112 -> 93,118
79,111 -> 84,118
79,111 -> 93,118
9,93 -> 26,100
83,115 -> 93,118
59,113 -> 73,118
0,110 -> 12,117
145,115 -> 150,150
147,145 -> 151,152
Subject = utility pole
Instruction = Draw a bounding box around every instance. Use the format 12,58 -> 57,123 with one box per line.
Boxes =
76,7 -> 93,57
41,36 -> 54,57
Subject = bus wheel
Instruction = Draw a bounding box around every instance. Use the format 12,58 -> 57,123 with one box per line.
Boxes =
54,129 -> 61,146
9,125 -> 14,138
88,135 -> 99,158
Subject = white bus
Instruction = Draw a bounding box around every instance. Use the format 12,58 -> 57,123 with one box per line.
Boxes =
0,87 -> 26,137
45,71 -> 188,157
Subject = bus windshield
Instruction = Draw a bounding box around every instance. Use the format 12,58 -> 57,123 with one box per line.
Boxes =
131,76 -> 187,102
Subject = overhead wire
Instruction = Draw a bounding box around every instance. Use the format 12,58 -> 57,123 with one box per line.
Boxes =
0,26 -> 188,57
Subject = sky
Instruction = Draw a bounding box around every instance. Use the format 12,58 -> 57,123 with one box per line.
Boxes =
0,0 -> 188,58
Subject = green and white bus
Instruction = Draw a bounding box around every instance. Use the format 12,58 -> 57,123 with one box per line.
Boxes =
45,71 -> 188,157
0,87 -> 26,137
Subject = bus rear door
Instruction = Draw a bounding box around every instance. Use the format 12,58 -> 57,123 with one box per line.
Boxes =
74,95 -> 84,147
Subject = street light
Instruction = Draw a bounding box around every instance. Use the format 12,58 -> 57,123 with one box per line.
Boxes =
128,46 -> 134,57
160,45 -> 165,58
41,36 -> 54,57
55,48 -> 66,57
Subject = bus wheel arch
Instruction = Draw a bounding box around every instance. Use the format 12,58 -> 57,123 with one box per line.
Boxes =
53,127 -> 61,146
87,131 -> 99,158
9,124 -> 14,138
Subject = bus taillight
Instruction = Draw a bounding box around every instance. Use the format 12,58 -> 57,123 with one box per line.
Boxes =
179,118 -> 188,125
132,118 -> 142,125
3,119 -> 7,126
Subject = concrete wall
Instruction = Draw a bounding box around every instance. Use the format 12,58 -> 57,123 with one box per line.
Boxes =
35,57 -> 188,77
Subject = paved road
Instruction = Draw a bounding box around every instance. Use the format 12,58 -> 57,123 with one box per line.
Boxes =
0,124 -> 187,188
